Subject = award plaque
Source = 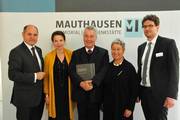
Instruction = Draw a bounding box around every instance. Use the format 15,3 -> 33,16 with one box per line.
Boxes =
76,63 -> 95,80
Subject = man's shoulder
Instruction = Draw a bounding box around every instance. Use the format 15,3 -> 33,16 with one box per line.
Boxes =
158,36 -> 174,43
35,45 -> 42,50
95,46 -> 107,50
10,43 -> 24,53
138,42 -> 146,49
95,46 -> 108,53
73,47 -> 84,54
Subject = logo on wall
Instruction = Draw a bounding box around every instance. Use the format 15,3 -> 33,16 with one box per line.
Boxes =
123,19 -> 143,37
55,18 -> 143,37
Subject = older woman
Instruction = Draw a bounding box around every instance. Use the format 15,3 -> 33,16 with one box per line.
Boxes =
103,39 -> 138,120
43,31 -> 74,120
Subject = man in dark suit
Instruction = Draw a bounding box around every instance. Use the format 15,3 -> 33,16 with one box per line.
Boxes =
137,15 -> 179,120
8,25 -> 45,120
69,26 -> 109,120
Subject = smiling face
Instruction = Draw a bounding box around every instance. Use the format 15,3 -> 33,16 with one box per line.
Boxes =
52,35 -> 65,50
22,25 -> 38,46
111,43 -> 124,61
83,29 -> 96,49
143,20 -> 159,41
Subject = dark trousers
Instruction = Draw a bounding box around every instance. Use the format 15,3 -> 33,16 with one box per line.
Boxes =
140,86 -> 168,120
16,98 -> 44,120
77,101 -> 100,120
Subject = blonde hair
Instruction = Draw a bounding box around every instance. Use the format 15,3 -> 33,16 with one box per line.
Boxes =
111,38 -> 125,49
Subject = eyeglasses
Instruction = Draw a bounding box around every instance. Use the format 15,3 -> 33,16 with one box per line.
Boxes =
142,24 -> 156,29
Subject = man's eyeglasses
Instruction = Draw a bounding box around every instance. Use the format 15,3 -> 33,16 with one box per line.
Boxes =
142,24 -> 156,29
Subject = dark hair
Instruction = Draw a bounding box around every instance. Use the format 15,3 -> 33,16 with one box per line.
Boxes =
23,25 -> 38,33
142,14 -> 160,26
51,31 -> 66,42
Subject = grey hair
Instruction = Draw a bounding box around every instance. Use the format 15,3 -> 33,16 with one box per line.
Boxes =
84,26 -> 97,35
111,39 -> 125,49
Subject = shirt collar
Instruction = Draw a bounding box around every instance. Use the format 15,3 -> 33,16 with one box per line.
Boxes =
147,34 -> 158,45
24,41 -> 36,50
85,46 -> 94,52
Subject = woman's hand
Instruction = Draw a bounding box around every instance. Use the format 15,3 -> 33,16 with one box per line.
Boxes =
45,94 -> 49,107
123,109 -> 132,118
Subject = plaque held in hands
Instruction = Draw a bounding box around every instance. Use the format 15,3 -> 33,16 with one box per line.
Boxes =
76,63 -> 95,80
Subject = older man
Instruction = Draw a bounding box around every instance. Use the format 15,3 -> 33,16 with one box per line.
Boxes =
8,25 -> 45,120
70,26 -> 109,120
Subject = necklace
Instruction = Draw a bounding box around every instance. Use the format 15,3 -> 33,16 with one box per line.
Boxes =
113,58 -> 124,66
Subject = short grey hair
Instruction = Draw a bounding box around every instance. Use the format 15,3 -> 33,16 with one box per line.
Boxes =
111,39 -> 125,49
84,26 -> 97,35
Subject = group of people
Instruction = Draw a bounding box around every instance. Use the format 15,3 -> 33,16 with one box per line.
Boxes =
8,14 -> 179,120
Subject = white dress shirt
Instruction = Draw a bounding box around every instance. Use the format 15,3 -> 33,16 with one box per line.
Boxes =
24,42 -> 42,82
85,47 -> 94,53
141,35 -> 158,87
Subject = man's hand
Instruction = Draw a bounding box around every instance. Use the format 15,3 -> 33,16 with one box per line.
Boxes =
80,80 -> 93,91
163,97 -> 176,108
36,72 -> 46,80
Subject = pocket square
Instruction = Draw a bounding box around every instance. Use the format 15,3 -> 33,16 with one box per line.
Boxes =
156,52 -> 163,57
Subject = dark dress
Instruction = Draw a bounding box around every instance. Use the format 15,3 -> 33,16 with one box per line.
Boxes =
103,59 -> 138,120
49,55 -> 70,120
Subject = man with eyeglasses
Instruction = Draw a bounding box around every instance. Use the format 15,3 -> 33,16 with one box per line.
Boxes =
137,14 -> 179,120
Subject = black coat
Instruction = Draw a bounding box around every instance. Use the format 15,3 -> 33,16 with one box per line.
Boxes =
69,46 -> 109,103
103,59 -> 138,120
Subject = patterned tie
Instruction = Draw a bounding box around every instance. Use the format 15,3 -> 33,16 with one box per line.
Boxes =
31,47 -> 40,71
142,42 -> 152,85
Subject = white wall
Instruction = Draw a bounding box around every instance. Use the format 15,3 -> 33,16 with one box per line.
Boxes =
0,15 -> 2,101
0,50 -> 2,101
0,11 -> 179,120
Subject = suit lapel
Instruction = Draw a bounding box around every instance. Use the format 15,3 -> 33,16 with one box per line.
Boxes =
150,36 -> 161,65
35,46 -> 43,64
80,47 -> 89,63
139,43 -> 146,64
21,42 -> 34,59
22,42 -> 43,70
89,46 -> 98,63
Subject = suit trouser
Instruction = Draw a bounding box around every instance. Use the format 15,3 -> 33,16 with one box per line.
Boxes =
140,86 -> 168,120
16,97 -> 44,120
77,100 -> 100,120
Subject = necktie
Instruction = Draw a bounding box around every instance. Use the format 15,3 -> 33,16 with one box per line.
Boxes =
31,47 -> 40,71
142,42 -> 152,85
87,49 -> 93,55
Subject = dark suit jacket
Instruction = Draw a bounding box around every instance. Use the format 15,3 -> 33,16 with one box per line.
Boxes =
8,42 -> 44,108
138,36 -> 179,101
69,46 -> 109,103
